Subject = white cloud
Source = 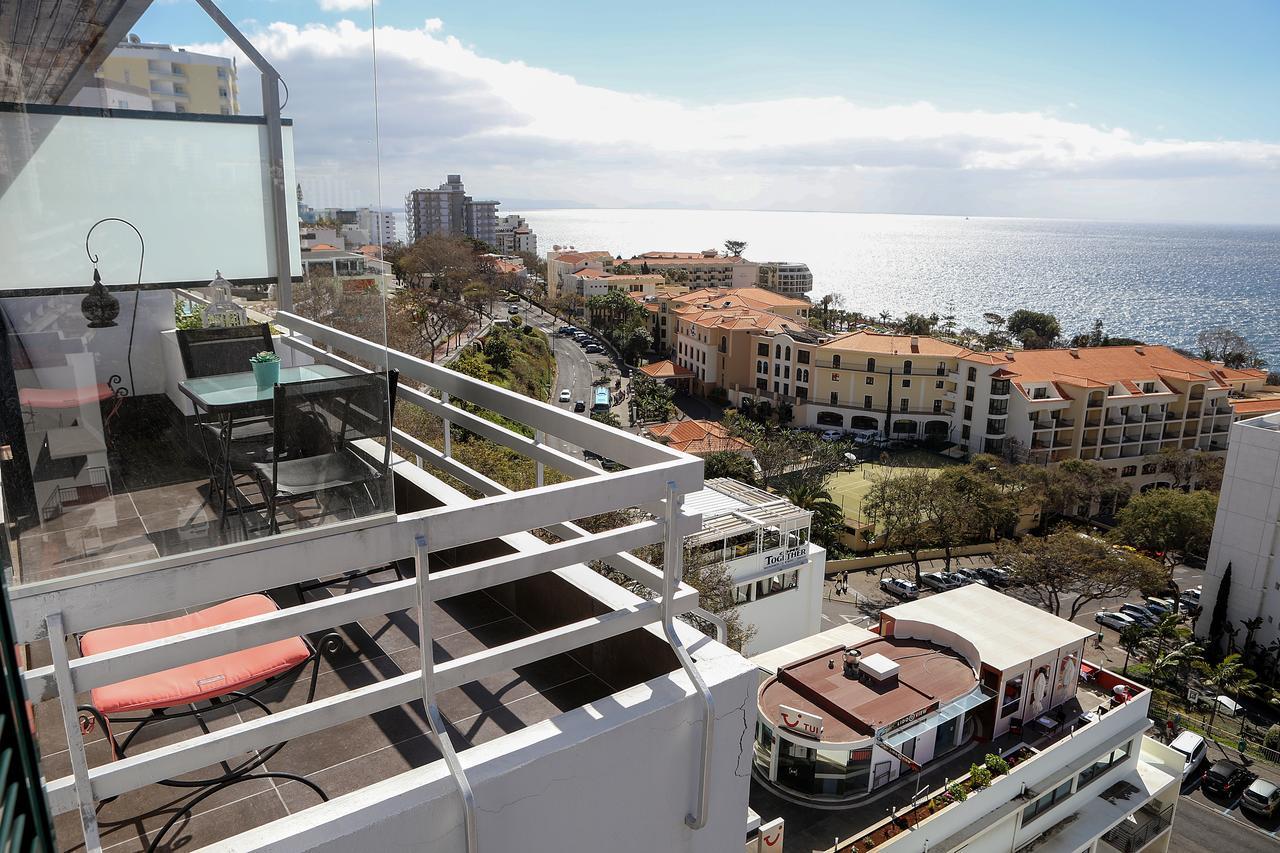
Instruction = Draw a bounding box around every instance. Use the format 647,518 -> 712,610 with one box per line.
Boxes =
317,0 -> 376,11
190,18 -> 1280,221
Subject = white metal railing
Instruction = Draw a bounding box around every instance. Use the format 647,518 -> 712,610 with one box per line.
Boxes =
22,314 -> 721,850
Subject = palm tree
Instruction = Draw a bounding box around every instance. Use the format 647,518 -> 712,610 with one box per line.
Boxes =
878,310 -> 893,325
1148,640 -> 1203,696
1199,653 -> 1256,737
1118,624 -> 1146,675
1145,611 -> 1184,662
1240,617 -> 1265,659
784,483 -> 844,547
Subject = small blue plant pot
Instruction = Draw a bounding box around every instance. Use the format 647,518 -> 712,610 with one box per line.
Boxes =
252,360 -> 280,390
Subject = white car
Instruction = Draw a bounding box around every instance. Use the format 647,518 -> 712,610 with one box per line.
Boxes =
1094,611 -> 1136,631
820,429 -> 844,442
1169,731 -> 1207,781
558,389 -> 571,403
880,577 -> 919,600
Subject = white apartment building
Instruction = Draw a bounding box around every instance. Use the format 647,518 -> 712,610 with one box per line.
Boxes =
751,586 -> 1183,853
758,262 -> 814,296
546,248 -> 613,298
1195,411 -> 1280,650
684,479 -> 825,655
0,6 -> 762,852
496,214 -> 538,256
357,207 -> 398,244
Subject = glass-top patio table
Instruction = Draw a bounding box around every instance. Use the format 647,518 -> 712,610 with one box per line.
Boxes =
179,363 -> 350,413
179,363 -> 352,530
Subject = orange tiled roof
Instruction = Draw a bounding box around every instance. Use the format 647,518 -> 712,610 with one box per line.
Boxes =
676,304 -> 805,334
670,287 -> 807,312
647,419 -> 753,455
991,345 -> 1229,391
550,250 -> 611,265
623,253 -> 747,265
1232,398 -> 1280,415
820,331 -> 973,357
638,360 -> 695,379
306,243 -> 340,252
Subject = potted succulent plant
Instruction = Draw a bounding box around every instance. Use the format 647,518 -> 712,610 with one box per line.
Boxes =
250,350 -> 281,389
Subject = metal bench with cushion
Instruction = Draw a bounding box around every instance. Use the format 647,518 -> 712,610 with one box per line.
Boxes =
76,594 -> 340,852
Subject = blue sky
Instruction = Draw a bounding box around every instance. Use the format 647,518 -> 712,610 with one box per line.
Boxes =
148,1 -> 1280,221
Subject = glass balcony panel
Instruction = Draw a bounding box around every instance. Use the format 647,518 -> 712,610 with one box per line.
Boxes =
0,4 -> 384,589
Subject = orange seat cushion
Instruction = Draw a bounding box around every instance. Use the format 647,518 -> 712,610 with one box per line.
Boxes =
80,595 -> 310,715
19,385 -> 113,409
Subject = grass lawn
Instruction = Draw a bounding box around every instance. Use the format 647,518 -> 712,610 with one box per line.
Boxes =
826,449 -> 961,525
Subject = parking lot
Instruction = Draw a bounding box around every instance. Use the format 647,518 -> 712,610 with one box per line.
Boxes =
1171,757 -> 1280,851
820,559 -> 1280,852
822,556 -> 1206,667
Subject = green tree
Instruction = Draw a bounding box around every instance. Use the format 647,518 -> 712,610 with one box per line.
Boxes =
1119,624 -> 1146,675
1149,447 -> 1224,491
1110,489 -> 1217,567
996,531 -> 1165,620
1006,309 -> 1062,349
1197,327 -> 1267,370
631,374 -> 675,423
922,467 -> 1017,570
723,239 -> 748,257
590,409 -> 622,428
784,482 -> 844,547
703,451 -> 756,484
900,313 -> 939,336
1041,459 -> 1130,522
862,469 -> 933,582
1197,653 -> 1256,735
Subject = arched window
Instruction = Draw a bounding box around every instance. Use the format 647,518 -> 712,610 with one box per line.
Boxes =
867,357 -> 876,372
785,346 -> 791,360
719,335 -> 727,354
832,354 -> 841,369
775,344 -> 782,359
903,360 -> 913,375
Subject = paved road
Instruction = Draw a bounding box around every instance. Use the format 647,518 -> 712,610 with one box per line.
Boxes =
1170,784 -> 1280,853
518,302 -> 601,459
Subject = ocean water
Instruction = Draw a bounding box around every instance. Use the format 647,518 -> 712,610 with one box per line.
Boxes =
520,209 -> 1280,367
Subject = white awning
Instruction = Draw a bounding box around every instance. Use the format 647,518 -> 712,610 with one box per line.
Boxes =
882,688 -> 993,748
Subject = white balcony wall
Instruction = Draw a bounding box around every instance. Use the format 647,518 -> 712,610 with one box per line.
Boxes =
737,544 -> 826,656
216,623 -> 757,853
0,110 -> 301,290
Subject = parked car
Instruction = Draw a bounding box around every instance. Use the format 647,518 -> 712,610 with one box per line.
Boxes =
920,572 -> 963,592
1118,604 -> 1157,627
1201,759 -> 1253,800
507,304 -> 520,314
1095,611 -> 1137,631
1169,731 -> 1207,781
558,389 -> 572,403
951,568 -> 990,587
1241,778 -> 1280,817
1144,597 -> 1178,617
1179,587 -> 1202,608
973,566 -> 1012,588
573,400 -> 586,412
819,429 -> 844,442
584,344 -> 604,354
879,578 -> 919,600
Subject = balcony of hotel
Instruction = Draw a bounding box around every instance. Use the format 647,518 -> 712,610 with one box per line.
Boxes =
1,9 -> 754,853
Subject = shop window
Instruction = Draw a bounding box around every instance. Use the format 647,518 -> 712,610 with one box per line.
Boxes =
732,583 -> 753,605
1001,673 -> 1024,717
